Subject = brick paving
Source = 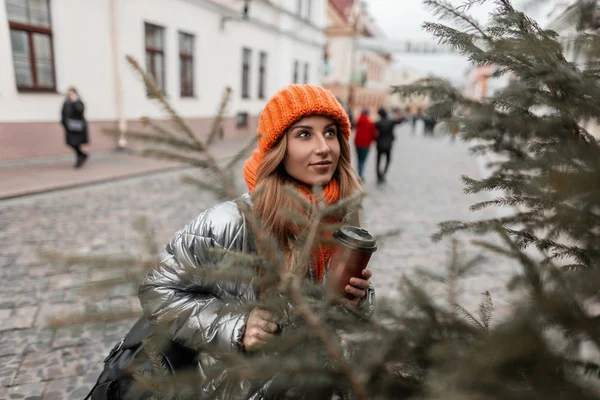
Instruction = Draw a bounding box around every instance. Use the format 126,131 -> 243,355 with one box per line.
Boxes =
0,125 -> 520,399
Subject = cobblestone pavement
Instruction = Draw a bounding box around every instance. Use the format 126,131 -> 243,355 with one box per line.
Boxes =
0,125 -> 520,399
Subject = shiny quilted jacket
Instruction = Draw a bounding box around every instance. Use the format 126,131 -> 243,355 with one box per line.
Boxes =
138,193 -> 375,399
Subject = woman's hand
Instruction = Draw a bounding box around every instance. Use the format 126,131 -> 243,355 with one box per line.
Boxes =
242,308 -> 279,352
345,269 -> 372,301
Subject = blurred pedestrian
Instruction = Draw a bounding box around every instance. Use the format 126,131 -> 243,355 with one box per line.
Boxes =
354,108 -> 377,182
374,107 -> 404,183
423,111 -> 437,137
61,87 -> 89,168
412,108 -> 424,134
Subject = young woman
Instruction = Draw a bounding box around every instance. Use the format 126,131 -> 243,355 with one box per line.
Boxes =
138,84 -> 375,398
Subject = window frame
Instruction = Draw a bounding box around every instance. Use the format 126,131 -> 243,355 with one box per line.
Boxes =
7,0 -> 57,92
241,47 -> 251,99
178,31 -> 195,98
258,51 -> 267,100
303,62 -> 309,84
293,60 -> 299,84
144,22 -> 166,95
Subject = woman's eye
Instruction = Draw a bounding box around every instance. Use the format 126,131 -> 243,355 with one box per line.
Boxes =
297,130 -> 310,138
325,130 -> 337,137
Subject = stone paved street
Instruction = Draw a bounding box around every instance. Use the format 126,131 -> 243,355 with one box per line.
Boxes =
0,125 -> 520,399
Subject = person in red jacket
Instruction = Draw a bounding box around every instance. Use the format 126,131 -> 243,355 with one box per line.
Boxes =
354,108 -> 377,181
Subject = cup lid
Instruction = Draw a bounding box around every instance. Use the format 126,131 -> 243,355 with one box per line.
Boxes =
333,225 -> 377,252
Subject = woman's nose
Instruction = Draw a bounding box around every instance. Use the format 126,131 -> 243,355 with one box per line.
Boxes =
314,135 -> 330,155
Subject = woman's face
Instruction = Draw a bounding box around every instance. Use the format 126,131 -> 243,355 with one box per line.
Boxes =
283,115 -> 340,187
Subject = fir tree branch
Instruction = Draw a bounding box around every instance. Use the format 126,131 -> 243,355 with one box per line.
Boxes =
285,274 -> 372,400
104,128 -> 200,153
126,56 -> 202,147
478,291 -> 494,331
206,87 -> 231,147
453,303 -> 486,331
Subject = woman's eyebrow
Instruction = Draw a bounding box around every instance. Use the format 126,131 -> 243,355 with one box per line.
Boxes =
291,125 -> 313,130
290,123 -> 336,130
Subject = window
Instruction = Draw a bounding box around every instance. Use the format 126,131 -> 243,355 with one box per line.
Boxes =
6,0 -> 55,91
293,60 -> 299,84
241,47 -> 251,99
303,62 -> 309,84
296,0 -> 302,16
145,22 -> 165,94
179,32 -> 194,97
258,51 -> 267,100
306,0 -> 312,19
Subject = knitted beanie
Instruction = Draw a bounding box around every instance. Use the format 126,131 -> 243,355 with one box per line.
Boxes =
244,84 -> 351,192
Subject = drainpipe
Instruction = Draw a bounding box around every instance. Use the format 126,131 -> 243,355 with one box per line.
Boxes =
109,0 -> 127,149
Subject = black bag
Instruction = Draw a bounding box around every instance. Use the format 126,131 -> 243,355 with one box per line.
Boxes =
85,316 -> 198,400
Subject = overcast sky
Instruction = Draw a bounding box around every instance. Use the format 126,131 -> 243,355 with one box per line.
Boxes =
362,0 -> 554,82
364,0 -> 552,41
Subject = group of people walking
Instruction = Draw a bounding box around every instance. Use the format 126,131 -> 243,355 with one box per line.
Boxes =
352,107 -> 405,183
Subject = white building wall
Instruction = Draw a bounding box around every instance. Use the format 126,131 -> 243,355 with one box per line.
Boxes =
0,0 -> 116,122
0,0 -> 326,124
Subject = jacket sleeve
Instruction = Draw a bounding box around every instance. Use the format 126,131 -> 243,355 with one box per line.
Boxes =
139,204 -> 249,352
358,282 -> 376,317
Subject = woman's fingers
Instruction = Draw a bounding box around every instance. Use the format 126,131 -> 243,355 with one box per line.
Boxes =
244,308 -> 279,351
254,309 -> 276,323
349,277 -> 370,290
261,320 -> 279,334
361,269 -> 373,279
243,334 -> 268,352
345,284 -> 366,299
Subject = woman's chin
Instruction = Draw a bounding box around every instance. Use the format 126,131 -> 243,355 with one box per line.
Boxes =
309,175 -> 334,188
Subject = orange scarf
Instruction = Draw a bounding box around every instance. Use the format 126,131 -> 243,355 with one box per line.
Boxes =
243,150 -> 340,281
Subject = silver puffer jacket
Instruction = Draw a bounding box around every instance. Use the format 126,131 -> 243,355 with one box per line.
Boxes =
138,193 -> 375,399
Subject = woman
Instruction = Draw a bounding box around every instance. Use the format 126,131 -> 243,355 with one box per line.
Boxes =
139,85 -> 375,398
353,108 -> 377,182
60,87 -> 89,168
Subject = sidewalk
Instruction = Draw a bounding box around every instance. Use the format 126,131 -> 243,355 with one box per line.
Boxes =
0,137 -> 250,200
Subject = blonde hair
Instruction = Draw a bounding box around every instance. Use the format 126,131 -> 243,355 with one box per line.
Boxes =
252,129 -> 361,273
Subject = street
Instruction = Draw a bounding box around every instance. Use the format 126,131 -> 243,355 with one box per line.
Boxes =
0,124 -> 520,399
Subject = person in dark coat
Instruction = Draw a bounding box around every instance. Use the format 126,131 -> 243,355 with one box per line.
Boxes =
423,112 -> 437,137
61,87 -> 89,168
374,107 -> 403,183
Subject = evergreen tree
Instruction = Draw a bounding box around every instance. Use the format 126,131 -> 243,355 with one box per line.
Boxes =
44,1 -> 600,398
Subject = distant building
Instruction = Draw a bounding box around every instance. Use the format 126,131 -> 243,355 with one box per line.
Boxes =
386,67 -> 428,112
0,0 -> 327,161
323,0 -> 392,117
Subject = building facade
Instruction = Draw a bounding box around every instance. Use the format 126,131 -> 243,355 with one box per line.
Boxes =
0,0 -> 326,161
323,0 -> 392,117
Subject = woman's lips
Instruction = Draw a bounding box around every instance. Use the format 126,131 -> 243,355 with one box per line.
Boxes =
310,161 -> 332,172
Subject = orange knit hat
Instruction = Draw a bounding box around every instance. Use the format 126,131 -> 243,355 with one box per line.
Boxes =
255,84 -> 351,154
244,84 -> 351,192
